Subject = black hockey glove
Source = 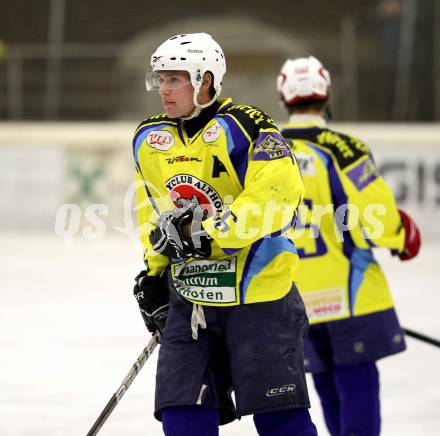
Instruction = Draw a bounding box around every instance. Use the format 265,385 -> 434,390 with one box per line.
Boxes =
149,203 -> 211,260
133,270 -> 169,336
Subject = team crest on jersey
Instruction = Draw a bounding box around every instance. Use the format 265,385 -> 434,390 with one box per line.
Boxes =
294,153 -> 316,176
165,174 -> 223,217
253,133 -> 290,161
146,130 -> 174,151
203,122 -> 222,143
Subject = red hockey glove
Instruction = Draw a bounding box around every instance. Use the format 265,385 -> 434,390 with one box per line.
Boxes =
398,209 -> 421,261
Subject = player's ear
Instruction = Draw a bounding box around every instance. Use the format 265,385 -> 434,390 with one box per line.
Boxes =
201,72 -> 213,92
201,72 -> 216,99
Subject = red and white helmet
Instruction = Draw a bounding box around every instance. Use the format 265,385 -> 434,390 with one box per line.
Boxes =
277,56 -> 331,105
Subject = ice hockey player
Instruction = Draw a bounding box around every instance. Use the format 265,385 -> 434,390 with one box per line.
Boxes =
276,55 -> 421,436
132,33 -> 318,435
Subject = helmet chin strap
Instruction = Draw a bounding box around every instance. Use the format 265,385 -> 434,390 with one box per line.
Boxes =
181,86 -> 222,120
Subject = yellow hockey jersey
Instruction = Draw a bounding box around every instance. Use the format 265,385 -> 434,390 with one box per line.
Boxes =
281,116 -> 405,324
133,98 -> 304,306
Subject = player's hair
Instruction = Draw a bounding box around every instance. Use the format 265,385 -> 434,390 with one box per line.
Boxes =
285,99 -> 329,115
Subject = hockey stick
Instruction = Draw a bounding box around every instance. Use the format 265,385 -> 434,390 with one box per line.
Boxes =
403,328 -> 440,348
86,332 -> 160,436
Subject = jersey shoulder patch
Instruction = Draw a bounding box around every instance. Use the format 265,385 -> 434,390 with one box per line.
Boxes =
222,104 -> 278,140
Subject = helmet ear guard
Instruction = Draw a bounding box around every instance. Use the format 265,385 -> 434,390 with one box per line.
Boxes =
147,33 -> 226,119
277,56 -> 331,105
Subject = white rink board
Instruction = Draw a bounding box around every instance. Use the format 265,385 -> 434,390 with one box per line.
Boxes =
1,232 -> 439,436
0,122 -> 439,240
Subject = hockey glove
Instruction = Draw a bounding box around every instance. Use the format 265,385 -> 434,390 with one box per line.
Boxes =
398,209 -> 421,261
149,203 -> 211,260
133,270 -> 169,336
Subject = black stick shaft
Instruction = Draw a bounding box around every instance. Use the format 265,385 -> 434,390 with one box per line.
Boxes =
403,328 -> 440,348
87,394 -> 119,436
86,333 -> 159,436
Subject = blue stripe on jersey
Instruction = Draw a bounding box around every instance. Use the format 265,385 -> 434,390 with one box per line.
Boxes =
362,227 -> 378,248
348,248 -> 376,312
308,143 -> 329,167
240,237 -> 297,304
216,115 -> 250,187
176,119 -> 185,144
133,121 -> 176,145
268,212 -> 298,238
136,165 -> 161,216
222,247 -> 241,255
239,240 -> 261,304
133,123 -> 175,163
216,117 -> 235,153
144,178 -> 160,216
308,144 -> 353,257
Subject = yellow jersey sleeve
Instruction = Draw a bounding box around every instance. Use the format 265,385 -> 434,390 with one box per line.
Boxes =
202,114 -> 304,249
338,154 -> 405,251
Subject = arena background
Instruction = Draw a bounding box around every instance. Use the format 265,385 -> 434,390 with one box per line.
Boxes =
1,1 -> 439,435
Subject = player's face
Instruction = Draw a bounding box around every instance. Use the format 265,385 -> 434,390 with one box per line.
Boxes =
158,71 -> 195,118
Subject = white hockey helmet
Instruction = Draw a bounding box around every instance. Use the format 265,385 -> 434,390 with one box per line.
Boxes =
277,56 -> 331,105
146,33 -> 226,118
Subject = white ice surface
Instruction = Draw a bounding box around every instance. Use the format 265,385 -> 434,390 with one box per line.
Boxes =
1,232 -> 439,435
